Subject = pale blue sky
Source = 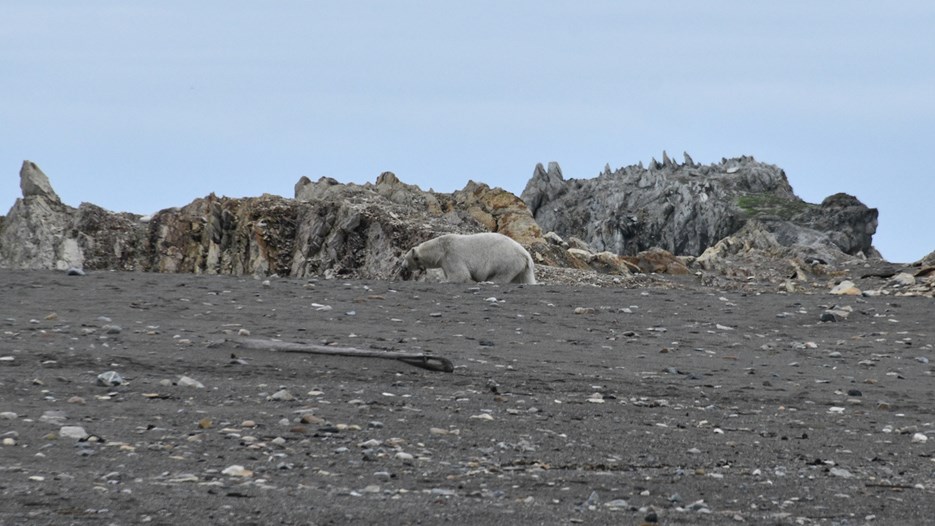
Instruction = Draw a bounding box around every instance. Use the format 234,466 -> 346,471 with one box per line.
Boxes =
2,2 -> 932,262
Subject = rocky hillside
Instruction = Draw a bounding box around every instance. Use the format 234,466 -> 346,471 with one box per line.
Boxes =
0,161 -> 603,280
3,158 -> 932,295
522,154 -> 879,260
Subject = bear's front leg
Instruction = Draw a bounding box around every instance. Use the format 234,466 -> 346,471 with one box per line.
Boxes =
441,261 -> 474,283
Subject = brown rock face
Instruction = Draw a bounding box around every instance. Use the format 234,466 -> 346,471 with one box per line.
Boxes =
0,162 -> 548,280
450,181 -> 543,247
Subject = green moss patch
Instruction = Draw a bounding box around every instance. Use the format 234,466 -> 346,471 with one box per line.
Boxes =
736,193 -> 812,220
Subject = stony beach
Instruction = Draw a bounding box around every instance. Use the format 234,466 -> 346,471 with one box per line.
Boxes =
1,269 -> 933,525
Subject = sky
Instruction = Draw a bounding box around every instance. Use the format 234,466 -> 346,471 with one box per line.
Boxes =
1,2 -> 933,263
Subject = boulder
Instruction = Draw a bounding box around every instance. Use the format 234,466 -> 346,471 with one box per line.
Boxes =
19,161 -> 61,202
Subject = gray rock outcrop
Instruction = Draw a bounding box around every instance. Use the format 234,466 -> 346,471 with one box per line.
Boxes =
521,154 -> 879,260
0,161 -> 83,270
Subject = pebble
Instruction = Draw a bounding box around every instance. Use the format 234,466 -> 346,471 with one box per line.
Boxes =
59,426 -> 90,440
0,411 -> 17,420
584,490 -> 600,507
604,499 -> 629,509
96,371 -> 125,386
911,433 -> 928,444
40,410 -> 68,424
221,465 -> 253,477
102,324 -> 122,334
395,452 -> 414,461
830,467 -> 853,478
2,437 -> 16,446
587,393 -> 605,403
269,389 -> 295,401
300,414 -> 323,425
177,376 -> 205,388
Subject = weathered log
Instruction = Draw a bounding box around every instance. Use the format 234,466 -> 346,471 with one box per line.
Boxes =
218,337 -> 454,373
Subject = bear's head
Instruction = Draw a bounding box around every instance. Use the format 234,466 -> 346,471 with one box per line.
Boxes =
402,247 -> 424,271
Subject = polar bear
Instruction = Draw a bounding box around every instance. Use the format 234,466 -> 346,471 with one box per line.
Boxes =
402,233 -> 536,284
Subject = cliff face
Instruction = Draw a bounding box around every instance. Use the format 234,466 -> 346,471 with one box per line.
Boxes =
0,161 -> 577,279
521,154 -> 879,259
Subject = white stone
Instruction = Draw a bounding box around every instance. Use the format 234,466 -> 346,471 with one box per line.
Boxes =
269,389 -> 294,401
177,376 -> 205,388
891,273 -> 916,286
59,426 -> 89,440
221,465 -> 253,477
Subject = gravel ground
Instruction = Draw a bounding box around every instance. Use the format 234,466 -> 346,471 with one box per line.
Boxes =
1,269 -> 933,525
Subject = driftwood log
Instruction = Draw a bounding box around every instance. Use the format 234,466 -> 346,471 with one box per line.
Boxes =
218,337 -> 454,373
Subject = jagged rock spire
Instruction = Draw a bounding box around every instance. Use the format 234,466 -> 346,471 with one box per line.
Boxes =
19,161 -> 61,203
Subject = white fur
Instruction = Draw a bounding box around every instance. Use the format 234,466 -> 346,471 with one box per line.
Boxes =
402,233 -> 536,284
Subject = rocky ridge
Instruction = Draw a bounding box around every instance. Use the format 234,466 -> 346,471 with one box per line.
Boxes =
0,161 -> 616,282
521,155 -> 879,260
1,159 -> 933,296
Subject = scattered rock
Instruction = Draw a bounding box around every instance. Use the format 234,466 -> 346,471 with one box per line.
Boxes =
59,426 -> 89,440
96,371 -> 124,386
830,467 -> 854,479
269,389 -> 295,401
177,376 -> 205,388
221,465 -> 253,478
830,280 -> 862,295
